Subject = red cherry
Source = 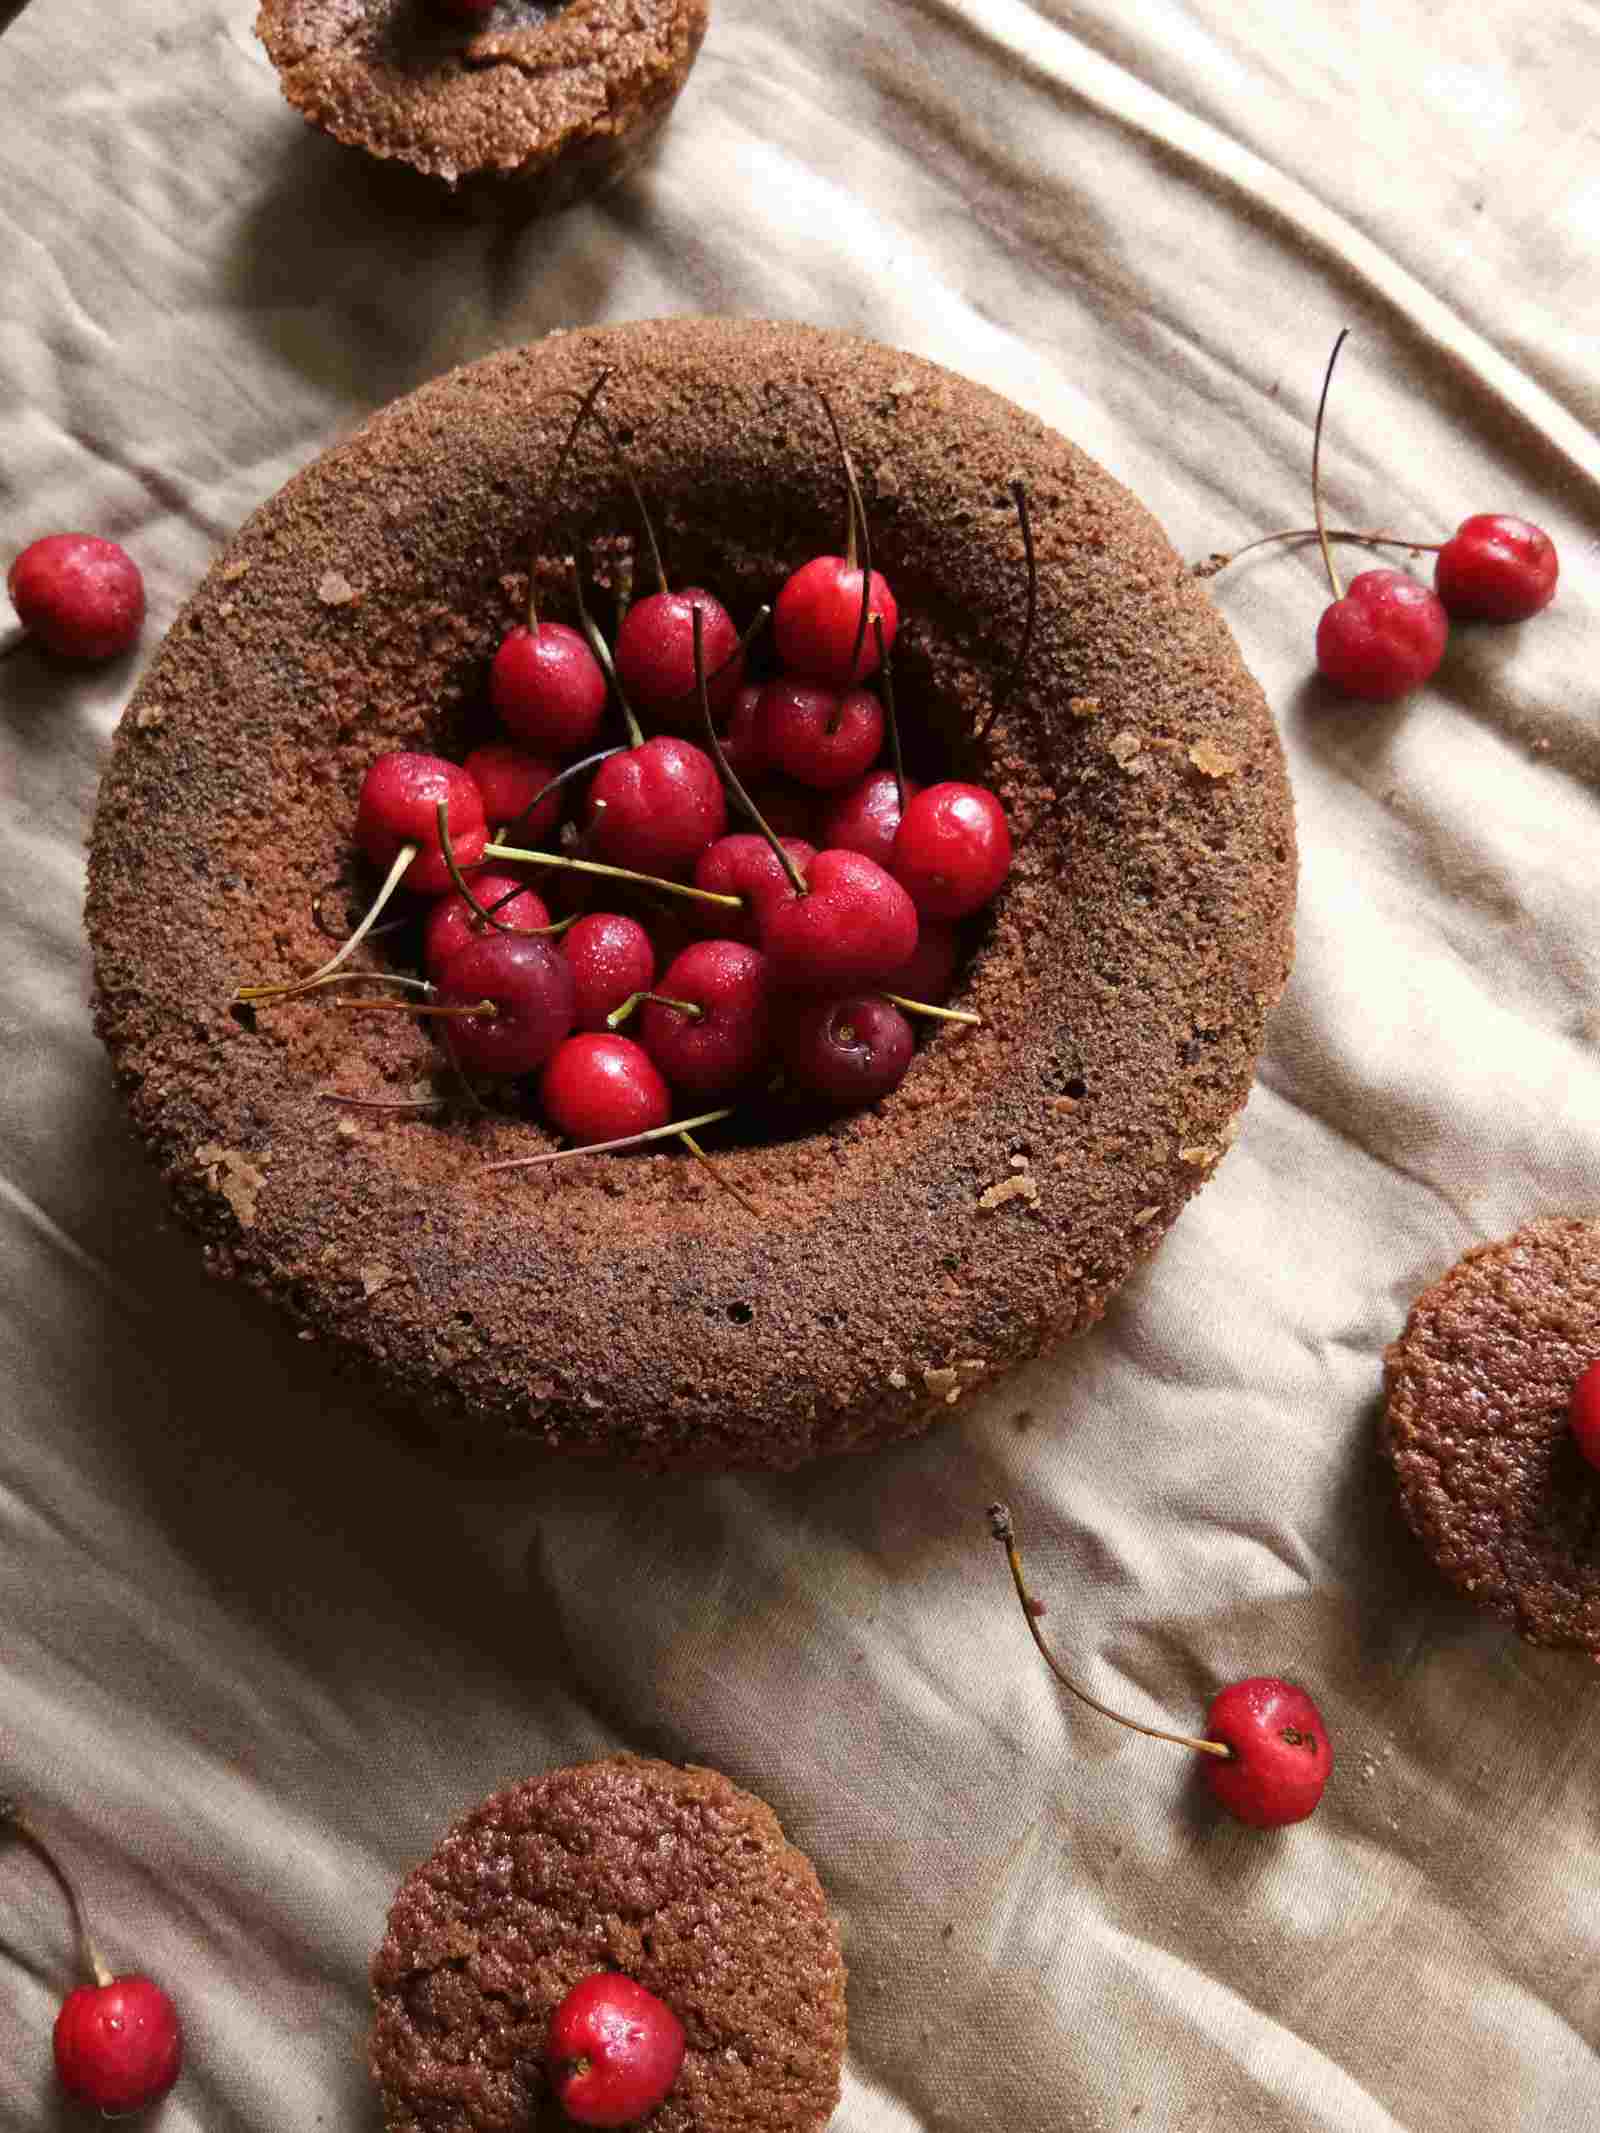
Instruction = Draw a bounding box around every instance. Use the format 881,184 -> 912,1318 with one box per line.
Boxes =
53,1975 -> 182,2114
463,742 -> 562,840
541,1034 -> 672,1145
490,622 -> 608,755
754,678 -> 884,792
355,751 -> 488,896
547,1972 -> 685,2130
1434,513 -> 1559,622
883,918 -> 959,1005
1314,569 -> 1448,701
820,768 -> 921,871
717,684 -> 769,784
424,871 -> 551,978
614,589 -> 744,722
781,993 -> 913,1108
1202,1678 -> 1333,1829
8,533 -> 144,659
639,941 -> 774,1098
1571,1361 -> 1600,1472
562,912 -> 657,1031
890,782 -> 1011,920
692,834 -> 818,945
760,848 -> 919,993
774,555 -> 898,686
432,932 -> 575,1075
582,737 -> 727,879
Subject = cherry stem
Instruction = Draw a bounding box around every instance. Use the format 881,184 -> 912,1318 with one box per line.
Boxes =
0,1797 -> 115,1989
1311,327 -> 1350,602
496,748 -> 625,851
529,368 -> 614,632
483,1105 -> 734,1172
679,1127 -> 761,1216
482,839 -> 743,910
435,802 -> 572,940
1194,526 -> 1444,578
884,993 -> 982,1026
873,612 -> 907,817
338,996 -> 498,1021
301,970 -> 435,996
594,406 -> 668,597
986,1504 -> 1230,1760
977,481 -> 1037,743
236,840 -> 417,1003
317,1089 -> 447,1110
691,606 -> 808,898
571,555 -> 643,749
817,388 -> 872,681
311,881 -> 409,944
660,603 -> 769,714
606,989 -> 704,1029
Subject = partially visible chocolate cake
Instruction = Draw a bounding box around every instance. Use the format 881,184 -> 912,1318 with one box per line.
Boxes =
369,1758 -> 847,2133
1383,1218 -> 1600,1657
256,0 -> 707,195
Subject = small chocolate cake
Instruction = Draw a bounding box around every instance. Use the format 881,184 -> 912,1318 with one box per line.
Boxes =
369,1757 -> 847,2133
1383,1218 -> 1600,1657
86,318 -> 1296,1469
255,0 -> 707,195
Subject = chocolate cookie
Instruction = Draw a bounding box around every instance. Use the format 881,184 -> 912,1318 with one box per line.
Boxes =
368,1758 -> 846,2133
86,317 -> 1296,1469
1382,1218 -> 1600,1656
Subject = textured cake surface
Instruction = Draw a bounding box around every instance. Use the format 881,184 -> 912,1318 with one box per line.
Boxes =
86,317 -> 1296,1469
1383,1218 -> 1600,1656
368,1757 -> 847,2133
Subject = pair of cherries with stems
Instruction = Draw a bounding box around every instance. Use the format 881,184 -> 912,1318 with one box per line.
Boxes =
1200,330 -> 1560,703
1,1797 -> 183,2114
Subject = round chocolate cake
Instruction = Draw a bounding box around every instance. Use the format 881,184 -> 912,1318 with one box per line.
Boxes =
255,0 -> 707,195
1383,1218 -> 1600,1657
369,1757 -> 846,2133
86,317 -> 1296,1470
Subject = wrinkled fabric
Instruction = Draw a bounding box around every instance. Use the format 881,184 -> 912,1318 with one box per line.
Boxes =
2,2 -> 1599,2129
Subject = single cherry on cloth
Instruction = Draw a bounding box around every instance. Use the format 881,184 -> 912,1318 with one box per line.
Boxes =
1202,1677 -> 1334,1829
693,834 -> 817,945
8,533 -> 145,659
355,752 -> 488,896
1314,568 -> 1448,702
760,847 -> 919,994
638,940 -> 774,1099
891,783 -> 1011,921
774,554 -> 898,687
546,1971 -> 685,2130
1434,513 -> 1559,623
821,768 -> 920,871
490,621 -> 608,756
563,912 -> 657,1031
464,743 -> 563,841
424,872 -> 552,979
883,918 -> 960,1006
541,1034 -> 672,1146
754,678 -> 884,792
781,993 -> 913,1108
54,1973 -> 184,2115
615,588 -> 745,724
1570,1361 -> 1600,1473
717,684 -> 768,784
432,932 -> 575,1076
583,736 -> 727,879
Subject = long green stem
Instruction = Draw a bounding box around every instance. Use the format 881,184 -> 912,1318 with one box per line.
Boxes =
1,1798 -> 114,1988
607,990 -> 704,1029
874,612 -> 906,817
483,1106 -> 735,1173
482,840 -> 741,910
817,388 -> 873,681
691,606 -> 807,897
572,556 -> 643,748
1311,328 -> 1350,601
884,993 -> 982,1026
236,841 -> 417,1003
528,368 -> 613,631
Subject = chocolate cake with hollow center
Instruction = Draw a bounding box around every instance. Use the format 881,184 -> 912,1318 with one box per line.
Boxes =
85,317 -> 1297,1471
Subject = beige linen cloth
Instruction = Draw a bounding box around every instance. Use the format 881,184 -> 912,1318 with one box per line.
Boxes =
3,2 -> 1599,2127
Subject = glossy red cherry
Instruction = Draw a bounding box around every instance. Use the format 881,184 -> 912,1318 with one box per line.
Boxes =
562,912 -> 657,1032
464,742 -> 562,840
541,1034 -> 672,1145
8,533 -> 144,659
53,1974 -> 183,2114
547,1972 -> 685,2130
820,768 -> 920,871
639,941 -> 774,1098
692,834 -> 817,944
1202,1677 -> 1333,1829
883,918 -> 959,1005
614,589 -> 744,722
760,848 -> 918,993
424,871 -> 551,978
754,678 -> 884,792
718,684 -> 769,784
1434,513 -> 1559,622
1314,568 -> 1448,701
432,932 -> 575,1076
583,737 -> 727,879
774,555 -> 898,687
1571,1361 -> 1600,1473
890,782 -> 1011,920
490,622 -> 608,755
781,993 -> 913,1108
355,751 -> 488,896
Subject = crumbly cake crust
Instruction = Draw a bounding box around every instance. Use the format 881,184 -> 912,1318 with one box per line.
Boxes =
368,1757 -> 846,2133
255,0 -> 707,191
86,317 -> 1297,1470
1382,1218 -> 1600,1656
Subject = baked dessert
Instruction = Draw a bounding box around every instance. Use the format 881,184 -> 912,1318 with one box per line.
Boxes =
368,1757 -> 846,2132
86,316 -> 1296,1470
1382,1218 -> 1600,1657
255,0 -> 707,196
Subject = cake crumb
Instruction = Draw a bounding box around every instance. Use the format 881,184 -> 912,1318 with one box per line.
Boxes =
1050,1095 -> 1077,1116
979,1172 -> 1039,1211
1178,1144 -> 1217,1166
221,558 -> 250,583
317,569 -> 358,607
135,701 -> 165,730
360,1262 -> 399,1298
195,1143 -> 268,1227
1189,738 -> 1240,778
923,1366 -> 961,1404
1068,695 -> 1101,719
887,1367 -> 908,1390
1132,1203 -> 1160,1226
1108,729 -> 1145,773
